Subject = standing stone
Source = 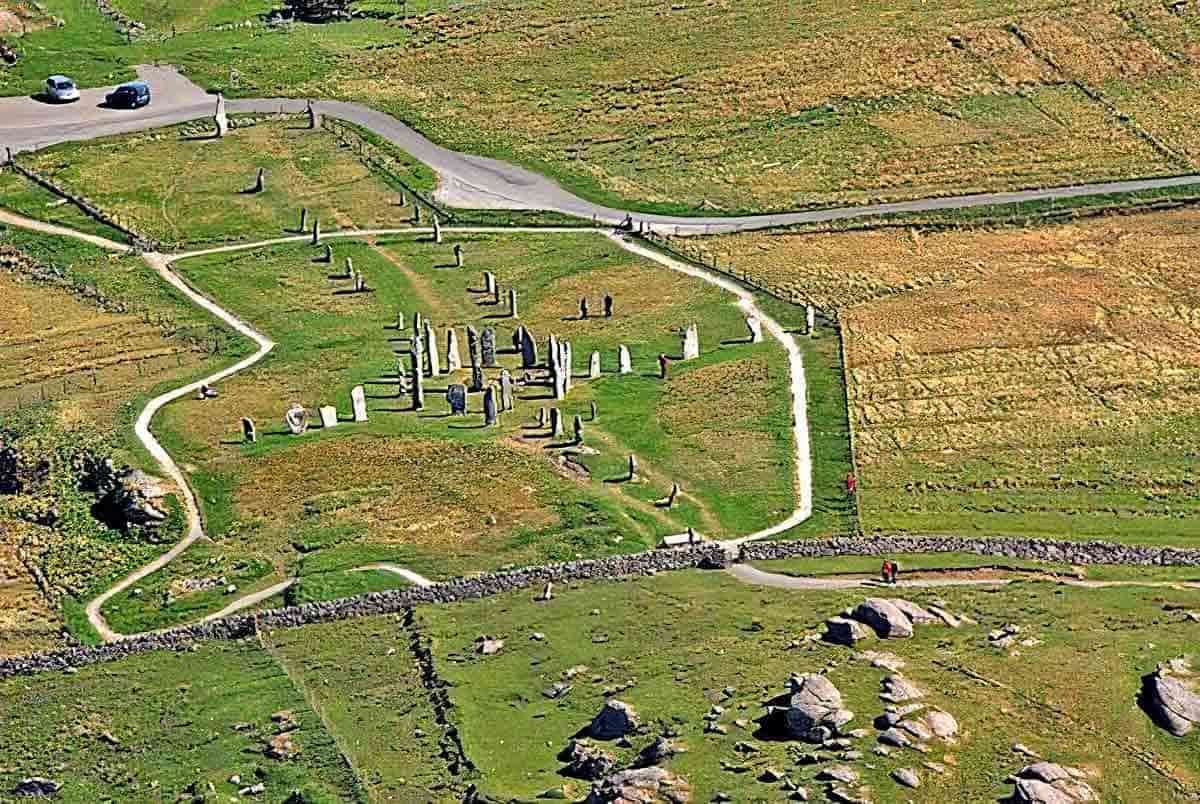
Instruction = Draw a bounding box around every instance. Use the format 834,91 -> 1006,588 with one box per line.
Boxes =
589,351 -> 601,379
413,205 -> 422,224
252,167 -> 265,193
521,328 -> 538,368
604,294 -> 614,318
746,316 -> 764,344
681,323 -> 700,360
471,365 -> 484,394
491,282 -> 501,306
241,417 -> 256,443
298,207 -> 308,233
547,334 -> 559,369
318,405 -> 338,428
396,309 -> 406,332
467,325 -> 480,368
351,385 -> 368,422
806,304 -> 816,336
549,407 -> 563,438
344,256 -> 354,278
537,407 -> 547,428
284,403 -> 308,435
508,288 -> 519,318
410,350 -> 425,410
618,345 -> 632,374
311,217 -> 321,246
433,214 -> 442,244
540,581 -> 554,601
481,328 -> 497,367
580,298 -> 589,319
484,271 -> 496,296
425,322 -> 441,376
589,400 -> 598,421
412,327 -> 424,371
395,357 -> 408,395
446,328 -> 462,372
453,244 -> 464,268
447,383 -> 468,415
213,92 -> 228,137
306,99 -> 320,129
658,353 -> 670,379
559,341 -> 573,393
666,482 -> 679,508
483,386 -> 499,426
399,189 -> 407,206
573,415 -> 584,444
323,243 -> 332,263
551,361 -> 567,401
500,369 -> 514,411
353,271 -> 367,293
627,455 -> 638,481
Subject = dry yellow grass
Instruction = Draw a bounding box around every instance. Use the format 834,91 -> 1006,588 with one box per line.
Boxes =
707,208 -> 1200,539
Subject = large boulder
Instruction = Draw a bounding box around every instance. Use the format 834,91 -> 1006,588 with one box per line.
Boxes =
889,598 -> 937,625
784,673 -> 853,742
91,461 -> 169,534
559,739 -> 615,780
590,700 -> 639,740
824,616 -> 871,646
852,598 -> 913,639
585,767 -> 691,804
1006,763 -> 1097,803
1142,657 -> 1200,736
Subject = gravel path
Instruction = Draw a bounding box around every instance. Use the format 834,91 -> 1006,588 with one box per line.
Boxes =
728,563 -> 1200,591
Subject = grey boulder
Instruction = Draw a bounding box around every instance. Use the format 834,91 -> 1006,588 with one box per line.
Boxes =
852,599 -> 913,639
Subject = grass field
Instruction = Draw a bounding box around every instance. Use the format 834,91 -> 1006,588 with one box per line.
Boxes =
99,230 -> 804,631
0,640 -> 365,802
292,566 -> 1198,800
0,227 -> 243,653
702,207 -> 1200,545
4,0 -> 1200,215
16,119 -> 418,249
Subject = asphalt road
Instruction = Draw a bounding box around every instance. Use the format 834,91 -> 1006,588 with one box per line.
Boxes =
4,65 -> 1200,234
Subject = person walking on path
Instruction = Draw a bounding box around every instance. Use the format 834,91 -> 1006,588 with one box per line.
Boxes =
881,559 -> 893,585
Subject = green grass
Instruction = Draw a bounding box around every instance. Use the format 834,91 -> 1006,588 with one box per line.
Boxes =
0,169 -> 130,243
0,640 -> 365,802
412,567 -> 1200,800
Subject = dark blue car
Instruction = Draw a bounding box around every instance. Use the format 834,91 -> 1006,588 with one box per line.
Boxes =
105,80 -> 151,109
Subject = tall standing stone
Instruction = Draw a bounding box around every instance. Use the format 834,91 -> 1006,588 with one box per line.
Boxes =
658,353 -> 670,379
396,357 -> 408,396
481,328 -> 497,367
318,405 -> 338,428
413,205 -> 422,224
547,334 -> 559,369
213,92 -> 228,137
252,168 -> 265,194
351,385 -> 368,422
604,294 -> 614,318
412,332 -> 425,378
549,407 -> 563,438
521,328 -> 539,368
425,322 -> 441,376
433,214 -> 442,244
484,271 -> 496,296
561,341 -> 573,392
508,288 -> 519,318
446,328 -> 462,372
537,407 -> 547,428
410,349 -> 425,410
618,345 -> 632,375
414,311 -> 424,339
466,325 -> 480,369
344,256 -> 354,278
306,99 -> 320,129
589,351 -> 601,379
589,400 -> 598,421
471,364 -> 484,394
454,244 -> 464,268
396,309 -> 406,332
241,417 -> 256,443
628,455 -> 638,481
579,298 -> 589,319
447,383 -> 467,415
499,369 -> 514,411
311,217 -> 321,246
746,316 -> 764,344
573,415 -> 584,444
298,207 -> 308,234
806,304 -> 816,336
552,361 -> 566,401
323,243 -> 332,263
682,323 -> 700,360
483,386 -> 499,426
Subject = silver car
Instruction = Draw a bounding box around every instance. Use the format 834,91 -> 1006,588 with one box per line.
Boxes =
44,74 -> 80,103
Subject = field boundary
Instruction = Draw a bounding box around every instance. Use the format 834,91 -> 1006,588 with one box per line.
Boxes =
5,159 -> 152,249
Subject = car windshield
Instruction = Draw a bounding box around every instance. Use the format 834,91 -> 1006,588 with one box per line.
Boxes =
52,79 -> 74,89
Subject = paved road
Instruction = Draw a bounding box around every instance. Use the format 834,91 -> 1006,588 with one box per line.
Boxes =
4,67 -> 1200,234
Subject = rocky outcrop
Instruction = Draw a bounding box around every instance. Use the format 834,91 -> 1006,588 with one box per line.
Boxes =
823,616 -> 871,645
1005,763 -> 1098,803
852,599 -> 913,639
784,673 -> 854,743
559,739 -> 615,780
585,767 -> 691,804
92,465 -> 169,533
590,700 -> 639,740
1142,657 -> 1200,736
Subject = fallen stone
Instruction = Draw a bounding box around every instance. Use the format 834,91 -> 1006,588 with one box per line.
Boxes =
584,767 -> 691,804
923,710 -> 959,740
824,616 -> 872,646
816,765 -> 859,785
889,599 -> 937,625
891,767 -> 921,788
590,700 -> 639,740
1007,763 -> 1098,803
12,778 -> 62,797
637,736 -> 681,766
880,674 -> 925,703
559,739 -> 615,780
852,598 -> 914,638
896,719 -> 933,741
878,728 -> 912,748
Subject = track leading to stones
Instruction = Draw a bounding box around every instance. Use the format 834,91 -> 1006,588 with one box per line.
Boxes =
0,211 -> 814,640
4,66 -> 1200,234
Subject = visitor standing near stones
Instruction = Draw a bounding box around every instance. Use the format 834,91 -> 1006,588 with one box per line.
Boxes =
483,386 -> 498,426
846,471 -> 857,497
446,328 -> 462,372
306,99 -> 320,129
589,400 -> 598,421
579,298 -> 589,319
891,559 -> 901,584
251,167 -> 265,194
241,417 -> 256,443
627,455 -> 638,481
618,345 -> 632,374
604,294 -> 614,318
351,385 -> 368,423
658,353 -> 670,380
454,244 -> 464,268
573,415 -> 584,445
881,560 -> 893,585
284,403 -> 308,435
447,383 -> 467,415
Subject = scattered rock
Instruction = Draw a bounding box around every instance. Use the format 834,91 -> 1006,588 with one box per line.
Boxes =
824,617 -> 872,646
265,732 -> 298,760
559,739 -> 615,780
854,650 -> 905,672
585,767 -> 691,804
896,719 -> 933,741
637,736 -> 681,766
12,778 -> 62,797
475,635 -> 505,655
543,682 -> 573,699
852,599 -> 914,639
1013,743 -> 1042,759
1006,763 -> 1097,803
784,673 -> 854,742
758,767 -> 784,783
1142,656 -> 1200,736
880,674 -> 925,703
889,599 -> 937,625
590,700 -> 639,740
816,765 -> 859,785
239,783 -> 267,796
927,605 -> 962,627
891,767 -> 920,788
878,727 -> 911,749
923,710 -> 959,740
